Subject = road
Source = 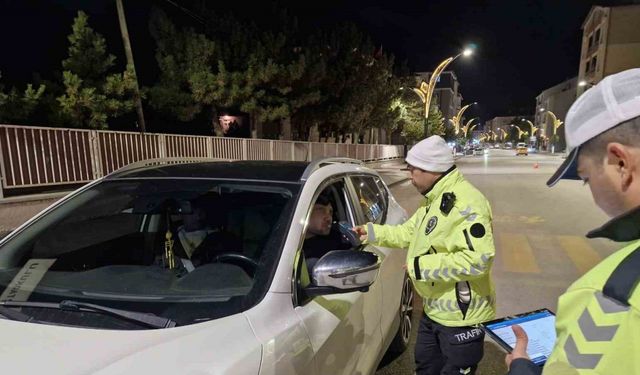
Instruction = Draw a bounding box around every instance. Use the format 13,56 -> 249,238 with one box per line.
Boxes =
375,149 -> 619,375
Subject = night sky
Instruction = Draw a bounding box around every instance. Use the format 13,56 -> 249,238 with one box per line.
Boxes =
1,0 -> 636,122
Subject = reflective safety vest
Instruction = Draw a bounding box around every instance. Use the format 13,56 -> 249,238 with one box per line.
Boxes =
365,167 -> 496,327
542,206 -> 640,374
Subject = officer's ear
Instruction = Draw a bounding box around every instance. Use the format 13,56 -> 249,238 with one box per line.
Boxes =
607,143 -> 634,191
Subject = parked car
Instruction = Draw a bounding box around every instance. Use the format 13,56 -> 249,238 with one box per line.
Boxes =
0,158 -> 413,375
516,142 -> 528,156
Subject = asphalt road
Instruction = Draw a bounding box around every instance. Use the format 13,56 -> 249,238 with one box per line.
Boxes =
375,149 -> 620,374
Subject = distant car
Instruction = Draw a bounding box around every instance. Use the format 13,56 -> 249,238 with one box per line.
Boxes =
504,142 -> 513,149
0,158 -> 413,375
516,142 -> 528,156
474,147 -> 484,156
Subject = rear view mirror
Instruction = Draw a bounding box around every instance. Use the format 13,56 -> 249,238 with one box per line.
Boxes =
305,250 -> 380,297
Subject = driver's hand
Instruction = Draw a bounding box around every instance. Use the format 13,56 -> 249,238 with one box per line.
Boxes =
352,225 -> 368,242
505,325 -> 530,369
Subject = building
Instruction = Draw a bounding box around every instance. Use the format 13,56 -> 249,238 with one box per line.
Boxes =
414,71 -> 463,126
578,4 -> 640,95
535,77 -> 578,152
484,116 -> 516,142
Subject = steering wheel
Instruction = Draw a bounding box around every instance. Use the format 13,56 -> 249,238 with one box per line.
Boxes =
211,253 -> 258,276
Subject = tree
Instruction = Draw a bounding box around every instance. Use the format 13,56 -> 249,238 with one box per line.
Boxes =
147,8 -> 215,122
398,96 -> 424,143
0,72 -> 46,124
148,7 -> 322,136
426,104 -> 445,137
57,11 -> 136,129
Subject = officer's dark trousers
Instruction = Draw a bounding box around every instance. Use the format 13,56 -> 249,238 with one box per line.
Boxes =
415,314 -> 484,375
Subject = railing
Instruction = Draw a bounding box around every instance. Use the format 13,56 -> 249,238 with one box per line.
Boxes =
0,124 -> 404,197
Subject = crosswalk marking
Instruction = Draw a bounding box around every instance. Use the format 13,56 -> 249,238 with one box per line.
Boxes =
557,235 -> 602,275
499,233 -> 541,273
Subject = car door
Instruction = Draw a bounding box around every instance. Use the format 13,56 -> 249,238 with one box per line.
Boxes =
347,174 -> 406,356
293,177 -> 382,375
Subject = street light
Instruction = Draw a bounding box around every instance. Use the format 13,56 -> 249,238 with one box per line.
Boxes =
461,117 -> 478,138
578,80 -> 589,87
522,119 -> 539,138
510,124 -> 527,141
496,127 -> 508,141
412,46 -> 475,138
545,111 -> 564,153
451,102 -> 478,135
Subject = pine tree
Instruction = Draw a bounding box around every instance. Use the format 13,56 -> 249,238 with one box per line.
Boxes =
57,11 -> 135,129
0,72 -> 46,124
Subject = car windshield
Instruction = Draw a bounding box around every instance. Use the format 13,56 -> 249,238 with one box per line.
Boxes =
0,178 -> 298,328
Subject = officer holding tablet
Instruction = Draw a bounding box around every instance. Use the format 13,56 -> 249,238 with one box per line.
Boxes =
505,69 -> 640,374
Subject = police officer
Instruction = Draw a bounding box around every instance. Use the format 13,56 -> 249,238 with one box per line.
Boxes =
506,69 -> 640,374
354,135 -> 497,375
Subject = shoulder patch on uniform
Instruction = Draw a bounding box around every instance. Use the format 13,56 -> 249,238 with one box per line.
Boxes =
470,223 -> 485,238
425,216 -> 438,235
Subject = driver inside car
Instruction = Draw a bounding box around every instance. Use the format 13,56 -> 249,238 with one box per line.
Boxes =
303,193 -> 353,270
170,196 -> 242,271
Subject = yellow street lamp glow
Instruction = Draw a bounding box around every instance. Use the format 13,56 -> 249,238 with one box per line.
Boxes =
412,47 -> 476,138
451,102 -> 477,135
545,110 -> 564,153
511,124 -> 527,140
461,117 -> 478,137
578,80 -> 588,87
521,119 -> 539,136
544,111 -> 563,136
498,128 -> 508,140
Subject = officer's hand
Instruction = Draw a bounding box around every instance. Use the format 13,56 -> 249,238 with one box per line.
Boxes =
505,325 -> 530,368
352,226 -> 368,242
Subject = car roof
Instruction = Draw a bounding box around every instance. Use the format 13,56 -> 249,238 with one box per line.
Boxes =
107,160 -> 310,183
104,158 -> 370,183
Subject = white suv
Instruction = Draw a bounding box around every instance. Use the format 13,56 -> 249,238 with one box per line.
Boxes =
0,158 -> 412,375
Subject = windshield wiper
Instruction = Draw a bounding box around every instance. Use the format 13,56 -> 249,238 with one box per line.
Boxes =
0,304 -> 39,323
0,300 -> 176,329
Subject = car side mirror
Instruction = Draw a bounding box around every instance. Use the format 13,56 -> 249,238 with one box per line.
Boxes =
305,250 -> 380,297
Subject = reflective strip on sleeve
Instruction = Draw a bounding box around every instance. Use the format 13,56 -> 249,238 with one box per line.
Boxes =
564,335 -> 602,370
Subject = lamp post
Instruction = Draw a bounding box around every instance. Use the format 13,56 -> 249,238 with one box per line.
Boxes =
545,111 -> 564,153
413,47 -> 474,138
511,124 -> 527,141
461,118 -> 478,138
451,102 -> 477,135
521,119 -> 539,148
497,127 -> 508,142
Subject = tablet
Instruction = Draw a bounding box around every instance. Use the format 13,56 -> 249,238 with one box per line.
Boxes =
481,309 -> 556,366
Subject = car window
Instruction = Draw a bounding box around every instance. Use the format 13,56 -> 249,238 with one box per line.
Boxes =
296,179 -> 359,305
351,175 -> 387,225
0,179 -> 298,328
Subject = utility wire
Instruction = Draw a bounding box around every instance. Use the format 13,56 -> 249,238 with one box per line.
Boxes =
161,0 -> 205,24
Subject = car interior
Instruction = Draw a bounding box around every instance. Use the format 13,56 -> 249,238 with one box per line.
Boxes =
0,181 -> 293,301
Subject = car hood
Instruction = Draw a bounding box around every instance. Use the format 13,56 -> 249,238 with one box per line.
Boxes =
0,313 -> 262,374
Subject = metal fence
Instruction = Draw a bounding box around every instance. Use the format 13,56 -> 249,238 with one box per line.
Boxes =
0,124 -> 404,198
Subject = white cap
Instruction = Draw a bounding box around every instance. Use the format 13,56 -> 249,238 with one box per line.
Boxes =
405,135 -> 454,172
548,68 -> 640,187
